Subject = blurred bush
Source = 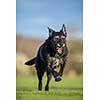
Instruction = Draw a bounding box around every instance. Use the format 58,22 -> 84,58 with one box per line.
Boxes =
16,53 -> 36,76
16,35 -> 83,76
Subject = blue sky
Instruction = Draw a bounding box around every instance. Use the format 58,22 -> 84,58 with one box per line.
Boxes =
16,0 -> 83,38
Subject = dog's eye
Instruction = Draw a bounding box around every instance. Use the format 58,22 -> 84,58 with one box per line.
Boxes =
54,36 -> 59,41
61,36 -> 66,41
61,36 -> 65,39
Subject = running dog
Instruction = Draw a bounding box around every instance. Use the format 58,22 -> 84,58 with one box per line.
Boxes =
25,24 -> 68,91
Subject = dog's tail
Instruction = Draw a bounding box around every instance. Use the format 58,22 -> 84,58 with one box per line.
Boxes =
25,57 -> 36,65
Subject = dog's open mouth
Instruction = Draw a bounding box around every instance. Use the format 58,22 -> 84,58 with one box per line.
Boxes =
56,47 -> 63,54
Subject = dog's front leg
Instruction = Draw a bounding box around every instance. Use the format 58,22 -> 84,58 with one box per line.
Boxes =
47,66 -> 62,82
59,66 -> 65,77
59,61 -> 66,77
43,57 -> 62,82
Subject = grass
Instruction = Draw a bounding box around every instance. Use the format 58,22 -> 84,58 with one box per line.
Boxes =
16,75 -> 83,100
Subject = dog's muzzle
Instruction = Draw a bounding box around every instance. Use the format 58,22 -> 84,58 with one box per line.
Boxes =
56,43 -> 65,54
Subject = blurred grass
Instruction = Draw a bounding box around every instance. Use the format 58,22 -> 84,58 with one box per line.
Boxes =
16,75 -> 83,100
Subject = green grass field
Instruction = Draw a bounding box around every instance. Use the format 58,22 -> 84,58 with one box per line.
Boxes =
16,75 -> 83,100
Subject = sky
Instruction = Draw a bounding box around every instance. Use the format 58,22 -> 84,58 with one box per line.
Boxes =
16,0 -> 83,39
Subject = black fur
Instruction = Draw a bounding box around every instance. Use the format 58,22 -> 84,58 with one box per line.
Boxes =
25,24 -> 68,91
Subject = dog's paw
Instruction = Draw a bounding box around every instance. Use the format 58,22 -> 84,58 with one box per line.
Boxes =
58,73 -> 63,77
45,86 -> 49,91
55,75 -> 62,82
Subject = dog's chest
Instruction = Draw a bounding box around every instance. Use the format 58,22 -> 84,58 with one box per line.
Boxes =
48,54 -> 63,69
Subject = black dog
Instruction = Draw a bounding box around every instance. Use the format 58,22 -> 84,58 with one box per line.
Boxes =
25,24 -> 68,91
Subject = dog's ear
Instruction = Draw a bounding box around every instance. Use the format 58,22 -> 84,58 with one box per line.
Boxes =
60,24 -> 67,37
48,27 -> 55,37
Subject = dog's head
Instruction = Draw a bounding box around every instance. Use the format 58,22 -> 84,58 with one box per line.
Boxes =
48,24 -> 67,55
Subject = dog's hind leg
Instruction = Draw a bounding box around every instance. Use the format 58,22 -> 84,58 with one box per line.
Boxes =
37,70 -> 44,91
45,71 -> 52,91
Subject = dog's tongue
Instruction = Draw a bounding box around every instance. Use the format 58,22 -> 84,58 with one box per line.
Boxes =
57,47 -> 62,54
